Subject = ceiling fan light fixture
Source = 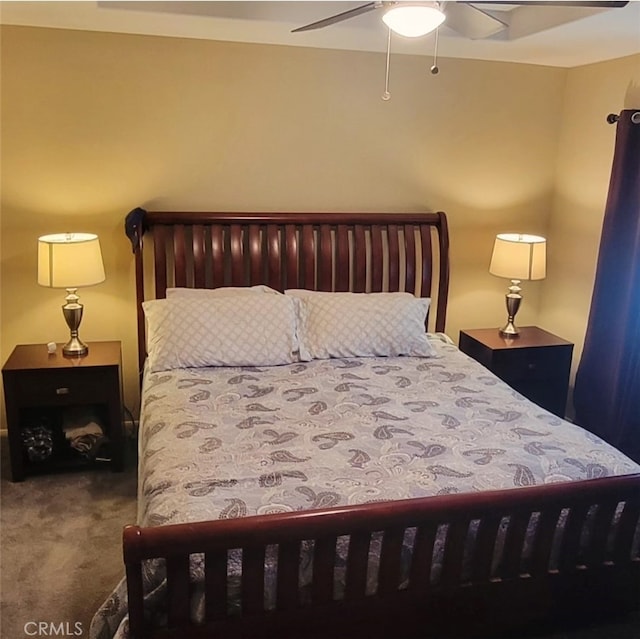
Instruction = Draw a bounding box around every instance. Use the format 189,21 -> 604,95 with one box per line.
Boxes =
382,2 -> 445,38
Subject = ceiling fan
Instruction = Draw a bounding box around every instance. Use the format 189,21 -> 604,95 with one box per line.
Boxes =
292,0 -> 629,100
292,1 -> 630,42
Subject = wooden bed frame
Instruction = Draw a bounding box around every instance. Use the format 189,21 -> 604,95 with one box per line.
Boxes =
124,209 -> 640,639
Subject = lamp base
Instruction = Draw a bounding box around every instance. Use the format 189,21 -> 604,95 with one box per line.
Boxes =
499,321 -> 520,337
63,336 -> 89,357
62,289 -> 89,357
498,284 -> 522,338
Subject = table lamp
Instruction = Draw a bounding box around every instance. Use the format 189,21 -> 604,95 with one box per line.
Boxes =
489,233 -> 546,337
38,232 -> 106,356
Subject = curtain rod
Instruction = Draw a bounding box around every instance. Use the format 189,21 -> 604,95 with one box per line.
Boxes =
607,112 -> 640,124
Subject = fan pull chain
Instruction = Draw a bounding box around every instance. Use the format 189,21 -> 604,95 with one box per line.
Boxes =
382,27 -> 392,101
431,27 -> 440,75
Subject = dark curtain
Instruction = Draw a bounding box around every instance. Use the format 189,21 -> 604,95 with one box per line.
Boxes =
573,109 -> 640,462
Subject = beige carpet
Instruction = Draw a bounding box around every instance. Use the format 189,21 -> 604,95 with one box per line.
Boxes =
1,432 -> 638,639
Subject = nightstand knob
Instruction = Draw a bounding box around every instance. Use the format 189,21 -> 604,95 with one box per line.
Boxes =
527,363 -> 536,371
56,387 -> 70,395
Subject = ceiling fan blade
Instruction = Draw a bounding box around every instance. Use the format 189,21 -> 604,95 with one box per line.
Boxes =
470,1 -> 628,7
292,2 -> 379,33
444,3 -> 509,40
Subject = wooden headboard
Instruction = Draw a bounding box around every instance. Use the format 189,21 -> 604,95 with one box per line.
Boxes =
125,210 -> 450,373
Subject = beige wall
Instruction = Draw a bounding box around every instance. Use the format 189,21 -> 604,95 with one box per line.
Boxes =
539,53 -> 640,408
0,25 -> 634,422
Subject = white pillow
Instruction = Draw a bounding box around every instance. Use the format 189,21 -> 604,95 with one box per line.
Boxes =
143,295 -> 298,372
166,285 -> 279,298
285,290 -> 435,361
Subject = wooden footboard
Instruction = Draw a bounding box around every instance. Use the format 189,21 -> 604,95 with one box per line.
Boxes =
124,474 -> 640,639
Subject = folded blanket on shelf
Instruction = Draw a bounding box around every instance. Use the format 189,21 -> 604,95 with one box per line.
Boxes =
62,407 -> 106,458
64,422 -> 105,457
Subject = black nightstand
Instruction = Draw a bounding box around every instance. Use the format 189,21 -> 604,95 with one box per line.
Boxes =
459,326 -> 573,418
2,341 -> 123,481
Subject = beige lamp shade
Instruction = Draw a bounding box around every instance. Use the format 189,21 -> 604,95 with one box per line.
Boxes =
489,233 -> 546,281
38,233 -> 105,288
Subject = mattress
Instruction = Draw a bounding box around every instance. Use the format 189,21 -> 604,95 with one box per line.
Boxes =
90,334 -> 640,638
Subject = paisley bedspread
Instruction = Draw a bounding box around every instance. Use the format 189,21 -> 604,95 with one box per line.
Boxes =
90,334 -> 640,638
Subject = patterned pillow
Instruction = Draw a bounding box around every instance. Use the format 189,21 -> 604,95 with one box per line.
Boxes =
143,295 -> 298,371
166,285 -> 279,298
286,290 -> 435,361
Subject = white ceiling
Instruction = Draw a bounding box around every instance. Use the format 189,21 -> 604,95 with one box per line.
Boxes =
1,1 -> 639,67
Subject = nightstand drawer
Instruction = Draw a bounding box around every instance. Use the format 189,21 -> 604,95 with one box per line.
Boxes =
491,347 -> 571,383
10,368 -> 114,406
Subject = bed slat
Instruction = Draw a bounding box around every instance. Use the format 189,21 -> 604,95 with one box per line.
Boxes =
301,225 -> 315,290
192,225 -> 206,288
336,225 -> 349,292
344,531 -> 371,600
285,224 -> 299,289
470,515 -> 501,583
312,537 -> 336,604
378,527 -> 405,594
584,501 -> 619,566
408,523 -> 437,592
420,224 -> 433,299
242,546 -> 266,614
388,225 -> 400,293
248,224 -> 262,285
166,554 -> 191,627
501,511 -> 531,579
557,504 -> 590,571
353,225 -> 367,293
435,213 -> 450,332
318,225 -> 332,292
441,519 -> 470,588
154,225 -> 168,297
276,541 -> 300,611
205,550 -> 228,621
266,225 -> 280,290
613,499 -> 640,563
123,528 -> 146,637
404,225 -> 416,294
173,225 -> 187,288
230,224 -> 244,286
371,226 -> 383,293
529,508 -> 561,577
210,225 -> 224,288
